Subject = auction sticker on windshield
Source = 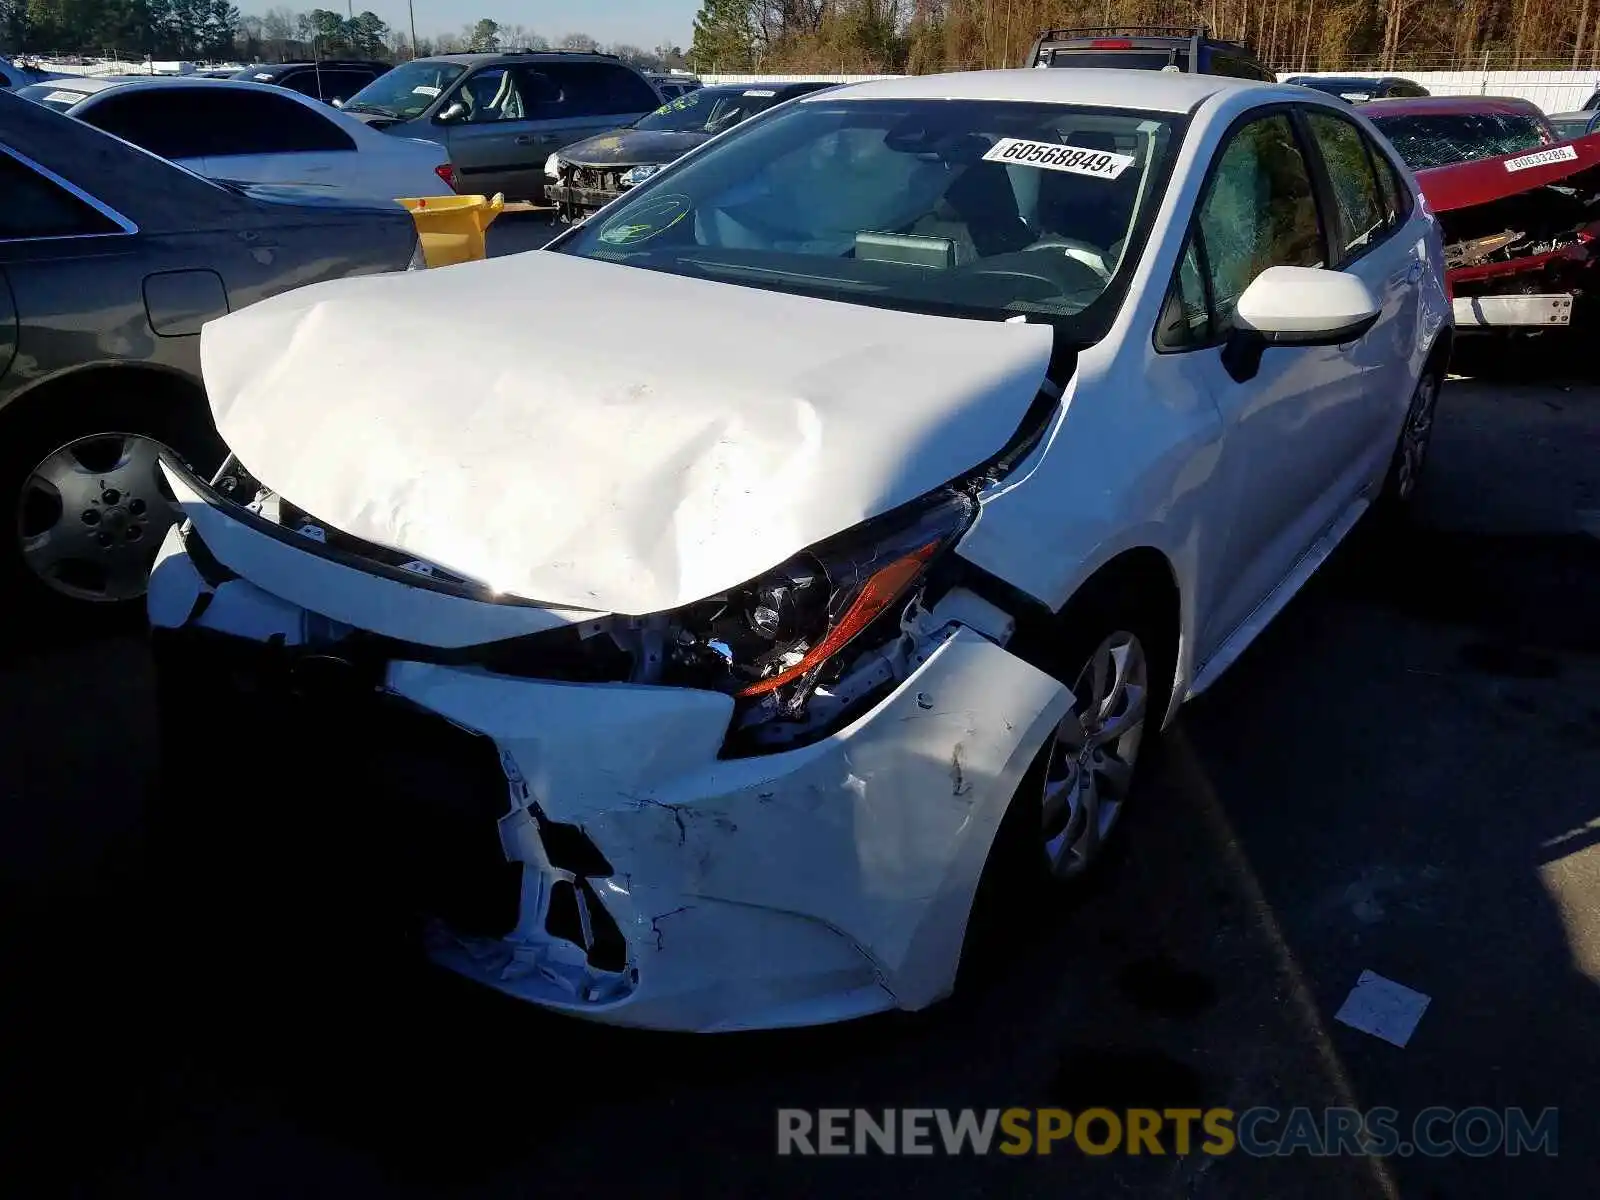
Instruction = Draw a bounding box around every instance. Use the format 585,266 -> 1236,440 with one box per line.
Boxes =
983,138 -> 1135,179
1505,144 -> 1578,172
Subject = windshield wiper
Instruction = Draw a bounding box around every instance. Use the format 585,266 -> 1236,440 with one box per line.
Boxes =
343,102 -> 399,117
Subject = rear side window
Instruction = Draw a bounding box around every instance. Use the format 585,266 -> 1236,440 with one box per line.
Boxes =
0,153 -> 123,239
207,92 -> 357,155
1304,110 -> 1388,257
542,62 -> 659,115
89,89 -> 356,157
86,91 -> 215,159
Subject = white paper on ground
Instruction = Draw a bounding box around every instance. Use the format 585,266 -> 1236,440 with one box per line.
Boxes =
1334,970 -> 1431,1047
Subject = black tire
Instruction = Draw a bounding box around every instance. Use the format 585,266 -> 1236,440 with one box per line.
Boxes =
960,586 -> 1176,977
1373,362 -> 1444,528
0,381 -> 226,627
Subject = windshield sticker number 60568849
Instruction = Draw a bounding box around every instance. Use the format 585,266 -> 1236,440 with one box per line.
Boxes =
983,137 -> 1136,179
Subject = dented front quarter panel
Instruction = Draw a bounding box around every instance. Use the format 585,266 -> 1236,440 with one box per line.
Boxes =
389,627 -> 1071,1031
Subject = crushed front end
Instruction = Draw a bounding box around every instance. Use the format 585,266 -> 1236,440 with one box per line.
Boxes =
1419,136 -> 1600,330
148,456 -> 1070,1032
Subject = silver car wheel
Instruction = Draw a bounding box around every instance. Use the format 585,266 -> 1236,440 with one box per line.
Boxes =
1395,373 -> 1439,502
1040,631 -> 1148,879
18,432 -> 181,602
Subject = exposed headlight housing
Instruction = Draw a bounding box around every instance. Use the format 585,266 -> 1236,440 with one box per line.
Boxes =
544,153 -> 563,181
620,163 -> 663,187
625,490 -> 978,742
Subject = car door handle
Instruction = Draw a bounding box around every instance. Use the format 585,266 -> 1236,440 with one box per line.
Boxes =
515,134 -> 553,146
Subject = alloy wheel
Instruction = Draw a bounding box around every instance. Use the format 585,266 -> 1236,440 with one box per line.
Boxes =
1395,373 -> 1440,502
18,432 -> 182,602
1040,630 -> 1149,878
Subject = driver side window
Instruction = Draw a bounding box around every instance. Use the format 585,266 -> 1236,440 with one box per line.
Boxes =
1156,112 -> 1327,351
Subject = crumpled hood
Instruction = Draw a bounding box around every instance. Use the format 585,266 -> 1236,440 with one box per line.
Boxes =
1416,130 -> 1600,213
561,129 -> 712,168
199,251 -> 1053,616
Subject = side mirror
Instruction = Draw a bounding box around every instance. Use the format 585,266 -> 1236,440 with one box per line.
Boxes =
437,100 -> 469,124
1222,265 -> 1381,383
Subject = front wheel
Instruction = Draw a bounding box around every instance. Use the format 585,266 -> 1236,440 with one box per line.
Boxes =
0,388 -> 225,621
1379,368 -> 1442,511
962,599 -> 1173,980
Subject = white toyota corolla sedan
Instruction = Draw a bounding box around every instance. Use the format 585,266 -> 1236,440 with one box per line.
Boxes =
149,69 -> 1450,1031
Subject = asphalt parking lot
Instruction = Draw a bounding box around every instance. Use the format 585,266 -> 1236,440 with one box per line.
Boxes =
2,276 -> 1597,1195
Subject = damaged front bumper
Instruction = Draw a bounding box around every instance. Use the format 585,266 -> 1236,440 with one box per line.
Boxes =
544,181 -> 621,222
148,498 -> 1069,1032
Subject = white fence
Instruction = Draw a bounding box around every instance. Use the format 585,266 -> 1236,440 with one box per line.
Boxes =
703,69 -> 1600,113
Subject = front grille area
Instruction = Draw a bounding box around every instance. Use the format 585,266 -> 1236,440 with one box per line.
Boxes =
570,165 -> 623,193
155,628 -> 524,941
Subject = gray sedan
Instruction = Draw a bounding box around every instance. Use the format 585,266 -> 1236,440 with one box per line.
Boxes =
0,89 -> 420,615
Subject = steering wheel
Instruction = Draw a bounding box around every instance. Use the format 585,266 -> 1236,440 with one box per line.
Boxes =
1024,237 -> 1113,283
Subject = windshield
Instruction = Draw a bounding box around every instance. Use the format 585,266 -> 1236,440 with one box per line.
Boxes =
553,98 -> 1182,334
342,61 -> 464,119
633,86 -> 777,134
1368,112 -> 1548,170
1044,50 -> 1191,71
15,83 -> 92,112
1550,116 -> 1594,140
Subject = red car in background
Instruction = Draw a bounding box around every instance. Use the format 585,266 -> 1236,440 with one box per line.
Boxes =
1365,95 -> 1600,332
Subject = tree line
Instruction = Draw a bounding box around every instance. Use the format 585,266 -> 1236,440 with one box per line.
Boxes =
691,0 -> 1600,75
1,3 -> 689,70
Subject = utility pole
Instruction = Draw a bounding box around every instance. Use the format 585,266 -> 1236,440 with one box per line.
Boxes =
409,0 -> 419,60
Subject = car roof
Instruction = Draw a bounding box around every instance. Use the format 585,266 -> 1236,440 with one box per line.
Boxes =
25,74 -> 256,95
1362,95 -> 1544,118
814,68 -> 1275,114
412,51 -> 636,68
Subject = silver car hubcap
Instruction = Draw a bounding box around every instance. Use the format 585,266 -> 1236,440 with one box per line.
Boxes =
1396,374 -> 1439,502
1041,631 -> 1148,878
18,433 -> 181,602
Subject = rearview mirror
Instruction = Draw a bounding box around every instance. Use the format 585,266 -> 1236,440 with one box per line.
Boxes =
1222,266 -> 1381,383
437,100 -> 469,124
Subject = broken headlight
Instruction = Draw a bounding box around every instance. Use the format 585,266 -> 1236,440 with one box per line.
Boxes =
620,163 -> 663,187
652,490 -> 977,718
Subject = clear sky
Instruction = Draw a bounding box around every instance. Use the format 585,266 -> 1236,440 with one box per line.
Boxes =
300,2 -> 703,49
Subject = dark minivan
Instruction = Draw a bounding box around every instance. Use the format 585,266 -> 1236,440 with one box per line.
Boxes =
1024,24 -> 1274,79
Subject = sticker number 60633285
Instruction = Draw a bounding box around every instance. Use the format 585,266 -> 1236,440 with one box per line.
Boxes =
982,137 -> 1136,179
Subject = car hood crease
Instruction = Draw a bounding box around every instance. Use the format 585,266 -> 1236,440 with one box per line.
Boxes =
1415,129 -> 1600,212
199,250 -> 1054,615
